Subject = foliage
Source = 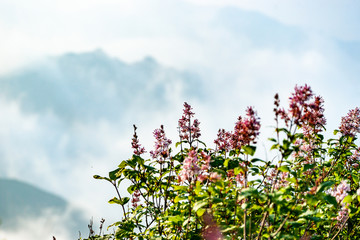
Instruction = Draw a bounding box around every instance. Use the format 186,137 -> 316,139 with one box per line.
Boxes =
81,85 -> 360,239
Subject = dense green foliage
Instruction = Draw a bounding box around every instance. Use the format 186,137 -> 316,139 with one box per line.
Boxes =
81,85 -> 360,239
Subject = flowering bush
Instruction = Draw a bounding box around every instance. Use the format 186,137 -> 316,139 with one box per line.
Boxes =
82,85 -> 360,239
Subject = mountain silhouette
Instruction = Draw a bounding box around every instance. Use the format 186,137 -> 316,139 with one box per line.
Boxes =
0,178 -> 86,234
0,50 -> 203,123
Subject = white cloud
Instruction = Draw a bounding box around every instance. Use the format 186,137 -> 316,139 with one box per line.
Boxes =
185,0 -> 360,41
1,1 -> 360,238
0,206 -> 88,240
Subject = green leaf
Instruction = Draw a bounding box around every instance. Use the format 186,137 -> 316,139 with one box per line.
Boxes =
132,155 -> 144,167
93,175 -> 111,182
316,181 -> 334,194
299,210 -> 315,218
268,138 -> 277,143
127,185 -> 136,194
93,175 -> 105,180
174,185 -> 188,191
250,167 -> 260,174
251,158 -> 266,164
242,145 -> 256,156
195,181 -> 202,195
353,175 -> 359,184
109,197 -> 130,205
193,200 -> 208,213
288,177 -> 297,184
343,195 -> 353,204
118,160 -> 128,169
239,188 -> 258,198
234,166 -> 244,175
109,168 -> 120,180
195,139 -> 207,147
278,165 -> 290,173
168,215 -> 183,223
174,195 -> 186,203
271,144 -> 280,150
324,195 -> 337,207
224,158 -> 230,168
303,163 -> 315,172
196,208 -> 206,217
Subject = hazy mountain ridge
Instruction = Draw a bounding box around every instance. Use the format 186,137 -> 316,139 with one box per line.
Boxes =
0,178 -> 66,221
0,178 -> 86,235
0,50 -> 203,123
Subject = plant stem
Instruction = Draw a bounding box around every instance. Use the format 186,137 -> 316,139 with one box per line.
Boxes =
112,181 -> 127,220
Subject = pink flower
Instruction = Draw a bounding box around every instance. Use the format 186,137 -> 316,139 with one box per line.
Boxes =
265,168 -> 289,190
178,102 -> 201,143
276,85 -> 326,133
150,125 -> 172,160
235,162 -> 247,187
215,107 -> 261,152
214,129 -> 232,152
329,181 -> 351,225
231,107 -> 261,149
178,150 -> 211,183
198,174 -> 208,182
210,172 -> 222,182
339,107 -> 360,137
346,148 -> 360,170
131,125 -> 146,156
178,150 -> 200,183
132,190 -> 141,208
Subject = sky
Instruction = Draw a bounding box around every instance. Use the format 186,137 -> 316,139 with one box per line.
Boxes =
1,0 -> 360,239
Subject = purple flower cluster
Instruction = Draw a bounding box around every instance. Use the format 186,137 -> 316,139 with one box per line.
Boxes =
131,125 -> 146,156
214,107 -> 261,152
275,85 -> 326,132
339,107 -> 360,137
178,150 -> 211,183
150,125 -> 172,161
329,181 -> 351,225
178,102 -> 201,142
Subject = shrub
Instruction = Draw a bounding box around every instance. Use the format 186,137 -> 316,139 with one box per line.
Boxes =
82,85 -> 360,239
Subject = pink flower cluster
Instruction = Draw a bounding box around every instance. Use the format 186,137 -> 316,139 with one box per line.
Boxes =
339,107 -> 360,137
150,125 -> 172,161
348,148 -> 360,169
214,129 -> 232,152
235,162 -> 247,187
178,150 -> 212,183
292,138 -> 316,174
178,102 -> 201,142
132,189 -> 141,208
265,168 -> 289,190
233,107 -> 261,148
275,85 -> 326,132
214,107 -> 260,152
131,125 -> 146,156
329,181 -> 351,225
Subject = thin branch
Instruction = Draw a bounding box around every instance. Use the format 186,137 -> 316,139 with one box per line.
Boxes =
330,215 -> 350,240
